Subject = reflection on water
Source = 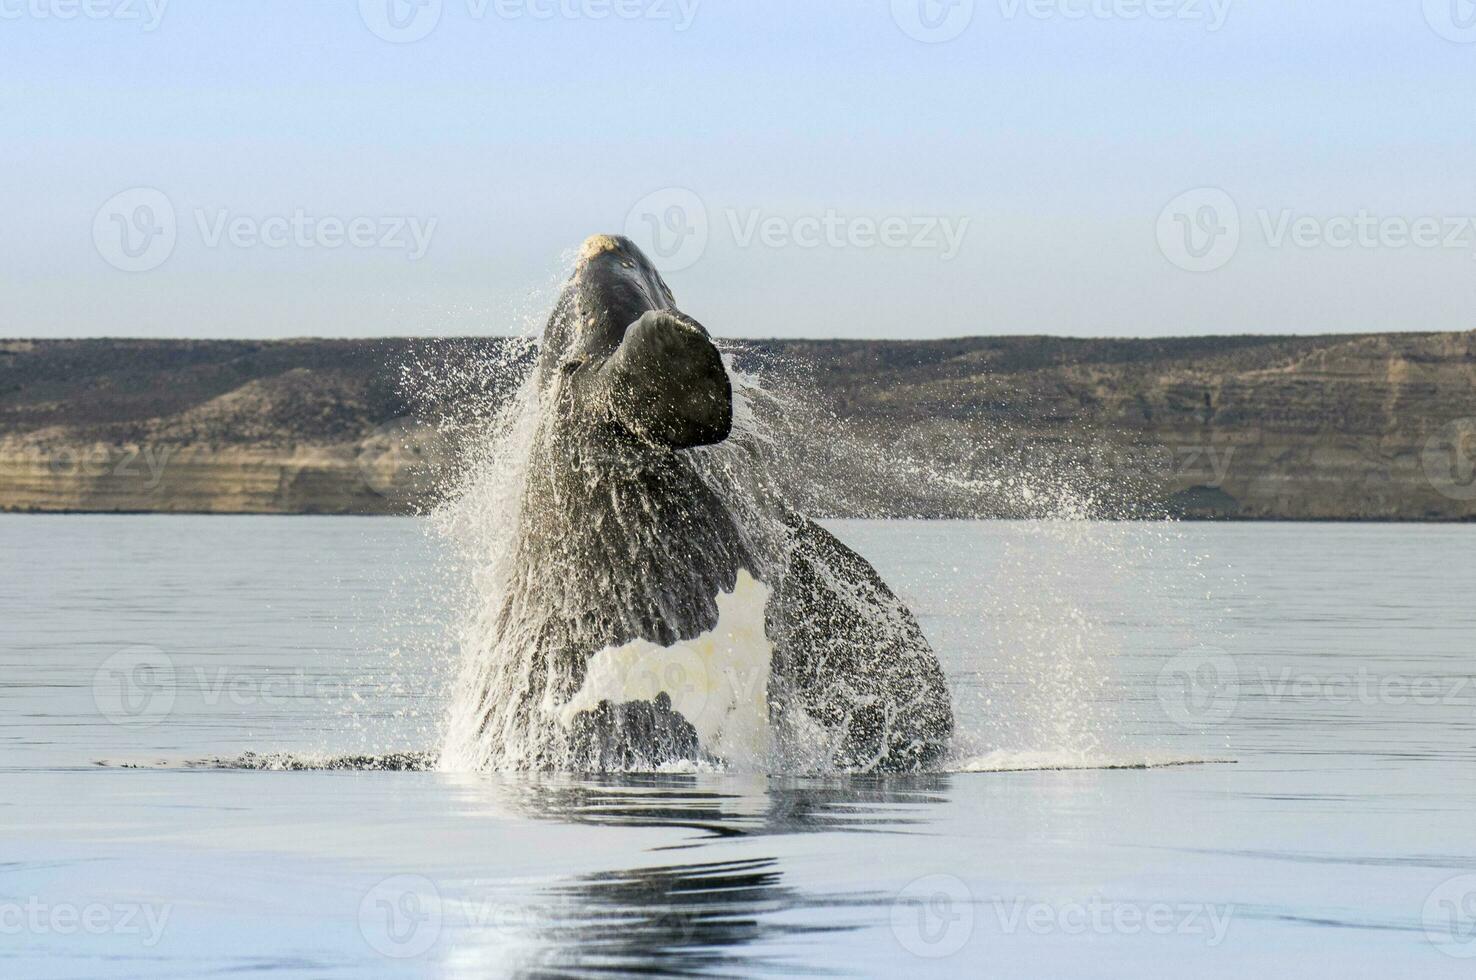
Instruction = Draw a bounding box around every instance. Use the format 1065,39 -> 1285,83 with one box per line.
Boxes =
438,776 -> 952,974
492,773 -> 951,840
518,858 -> 851,978
400,774 -> 958,977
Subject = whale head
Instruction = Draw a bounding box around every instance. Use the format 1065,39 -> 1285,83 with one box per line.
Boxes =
538,235 -> 732,450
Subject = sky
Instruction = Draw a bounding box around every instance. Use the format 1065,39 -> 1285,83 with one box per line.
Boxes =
2,0 -> 1474,340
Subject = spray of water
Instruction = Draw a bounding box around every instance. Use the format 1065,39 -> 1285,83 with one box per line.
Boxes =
711,349 -> 1206,771
395,315 -> 1210,773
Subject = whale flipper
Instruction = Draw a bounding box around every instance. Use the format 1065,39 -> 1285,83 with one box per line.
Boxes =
769,517 -> 953,772
599,310 -> 732,450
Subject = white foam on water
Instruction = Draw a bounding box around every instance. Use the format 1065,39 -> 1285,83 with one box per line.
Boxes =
559,571 -> 773,770
948,750 -> 1229,773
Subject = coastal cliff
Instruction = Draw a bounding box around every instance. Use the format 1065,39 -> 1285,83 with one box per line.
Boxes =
2,332 -> 1473,519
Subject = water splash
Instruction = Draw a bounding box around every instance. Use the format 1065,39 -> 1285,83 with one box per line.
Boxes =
401,325 -> 1211,773
947,751 -> 1229,773
708,350 -> 1217,768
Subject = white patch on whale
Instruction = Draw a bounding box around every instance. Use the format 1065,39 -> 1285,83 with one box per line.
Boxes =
560,570 -> 773,769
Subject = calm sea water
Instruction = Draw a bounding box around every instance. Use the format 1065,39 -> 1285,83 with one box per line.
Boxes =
2,515 -> 1475,978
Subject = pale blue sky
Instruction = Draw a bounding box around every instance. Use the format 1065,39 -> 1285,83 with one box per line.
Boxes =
3,0 -> 1474,339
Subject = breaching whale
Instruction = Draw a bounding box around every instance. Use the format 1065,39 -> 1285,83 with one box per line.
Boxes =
439,235 -> 953,772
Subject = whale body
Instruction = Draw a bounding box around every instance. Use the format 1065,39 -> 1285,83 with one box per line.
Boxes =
440,235 -> 953,772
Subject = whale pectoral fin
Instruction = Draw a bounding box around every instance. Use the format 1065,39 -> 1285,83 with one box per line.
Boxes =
567,692 -> 702,772
599,310 -> 732,449
769,516 -> 954,772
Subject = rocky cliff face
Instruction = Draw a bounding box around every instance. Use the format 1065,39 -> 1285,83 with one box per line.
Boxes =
2,333 -> 1473,519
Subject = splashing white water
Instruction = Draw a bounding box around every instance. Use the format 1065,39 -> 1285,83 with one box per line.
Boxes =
398,326 -> 1215,773
948,750 -> 1228,773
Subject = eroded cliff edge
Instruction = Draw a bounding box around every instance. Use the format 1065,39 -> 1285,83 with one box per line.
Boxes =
2,332 -> 1473,519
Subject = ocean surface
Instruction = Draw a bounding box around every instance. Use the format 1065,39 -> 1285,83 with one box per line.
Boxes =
2,515 -> 1474,978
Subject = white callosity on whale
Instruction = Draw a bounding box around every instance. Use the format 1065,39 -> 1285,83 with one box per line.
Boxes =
560,571 -> 773,769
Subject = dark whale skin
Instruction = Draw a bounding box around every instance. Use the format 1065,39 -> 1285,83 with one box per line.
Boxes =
464,234 -> 953,771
